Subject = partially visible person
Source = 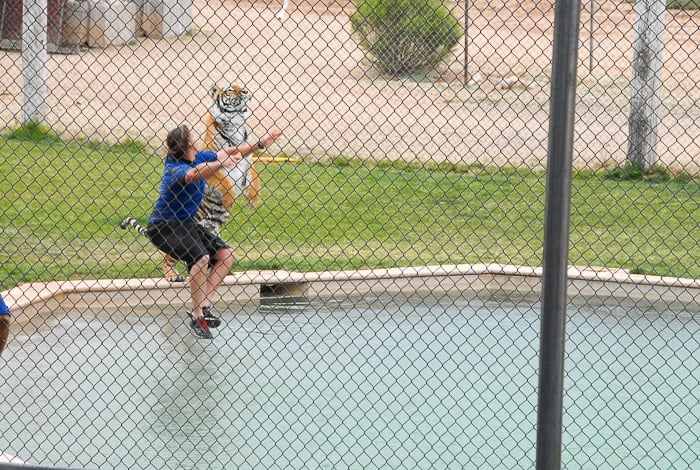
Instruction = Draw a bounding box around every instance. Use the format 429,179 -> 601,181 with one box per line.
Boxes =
0,292 -> 11,356
145,124 -> 282,339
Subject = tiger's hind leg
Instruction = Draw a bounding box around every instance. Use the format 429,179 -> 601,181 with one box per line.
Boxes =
246,165 -> 262,208
163,253 -> 186,283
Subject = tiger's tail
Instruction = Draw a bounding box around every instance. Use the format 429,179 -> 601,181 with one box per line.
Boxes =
119,217 -> 186,283
120,217 -> 147,236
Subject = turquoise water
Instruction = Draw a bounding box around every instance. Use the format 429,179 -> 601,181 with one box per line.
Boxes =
1,292 -> 697,469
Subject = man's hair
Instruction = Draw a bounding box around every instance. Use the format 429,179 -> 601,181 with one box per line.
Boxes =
166,124 -> 191,160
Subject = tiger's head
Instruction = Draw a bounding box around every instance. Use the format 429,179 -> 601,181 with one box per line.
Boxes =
206,84 -> 252,149
210,84 -> 251,114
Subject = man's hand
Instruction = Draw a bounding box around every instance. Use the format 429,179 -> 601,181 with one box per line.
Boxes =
260,128 -> 283,148
219,151 -> 243,169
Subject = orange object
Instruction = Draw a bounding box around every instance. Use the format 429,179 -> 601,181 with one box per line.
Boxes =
254,156 -> 298,163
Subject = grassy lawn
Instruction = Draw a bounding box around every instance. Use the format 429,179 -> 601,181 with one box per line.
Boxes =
1,127 -> 698,291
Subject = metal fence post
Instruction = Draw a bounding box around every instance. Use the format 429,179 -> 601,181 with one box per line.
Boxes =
536,0 -> 582,468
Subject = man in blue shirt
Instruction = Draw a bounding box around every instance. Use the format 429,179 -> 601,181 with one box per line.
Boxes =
0,292 -> 10,357
146,124 -> 281,339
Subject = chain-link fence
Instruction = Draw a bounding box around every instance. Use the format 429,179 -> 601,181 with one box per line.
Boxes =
1,0 -> 698,468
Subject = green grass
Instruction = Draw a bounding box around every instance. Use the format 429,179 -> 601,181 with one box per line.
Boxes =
1,127 -> 698,291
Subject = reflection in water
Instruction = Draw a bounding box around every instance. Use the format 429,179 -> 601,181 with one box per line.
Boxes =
145,315 -> 234,467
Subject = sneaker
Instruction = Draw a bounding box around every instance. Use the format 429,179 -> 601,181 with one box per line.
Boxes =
202,306 -> 222,328
187,307 -> 222,329
189,317 -> 213,339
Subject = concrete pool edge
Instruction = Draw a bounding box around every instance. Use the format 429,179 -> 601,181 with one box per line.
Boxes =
3,264 -> 699,315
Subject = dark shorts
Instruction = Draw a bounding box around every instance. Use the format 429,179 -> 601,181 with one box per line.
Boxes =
146,219 -> 229,271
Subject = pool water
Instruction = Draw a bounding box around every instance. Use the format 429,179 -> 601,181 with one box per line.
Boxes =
1,292 -> 698,469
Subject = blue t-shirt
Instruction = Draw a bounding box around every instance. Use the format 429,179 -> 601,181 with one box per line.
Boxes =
148,150 -> 218,224
0,292 -> 9,315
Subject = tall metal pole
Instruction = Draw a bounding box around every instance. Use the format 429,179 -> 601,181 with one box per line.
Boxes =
536,0 -> 582,468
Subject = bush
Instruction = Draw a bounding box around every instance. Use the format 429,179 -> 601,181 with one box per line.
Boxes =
350,0 -> 463,77
602,163 -> 674,183
666,0 -> 700,9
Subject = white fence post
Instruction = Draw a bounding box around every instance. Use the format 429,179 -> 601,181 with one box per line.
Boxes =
626,0 -> 667,170
21,0 -> 48,125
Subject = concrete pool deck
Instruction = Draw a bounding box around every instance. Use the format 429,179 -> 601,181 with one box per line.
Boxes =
3,264 -> 699,317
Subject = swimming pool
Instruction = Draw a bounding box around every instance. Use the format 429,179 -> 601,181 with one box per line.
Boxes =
1,290 -> 698,469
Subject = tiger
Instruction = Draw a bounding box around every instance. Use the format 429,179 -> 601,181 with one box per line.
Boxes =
203,83 -> 261,211
120,84 -> 261,282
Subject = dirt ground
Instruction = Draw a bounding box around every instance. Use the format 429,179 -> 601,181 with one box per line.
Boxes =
0,0 -> 698,173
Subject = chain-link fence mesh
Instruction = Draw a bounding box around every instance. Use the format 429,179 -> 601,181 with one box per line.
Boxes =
0,0 -> 698,468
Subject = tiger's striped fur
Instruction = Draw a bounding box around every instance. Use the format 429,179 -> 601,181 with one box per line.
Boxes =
194,184 -> 228,236
204,84 -> 261,210
119,217 -> 146,235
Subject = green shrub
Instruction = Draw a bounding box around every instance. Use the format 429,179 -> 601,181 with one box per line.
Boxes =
350,0 -> 463,77
666,0 -> 700,9
602,162 -> 675,183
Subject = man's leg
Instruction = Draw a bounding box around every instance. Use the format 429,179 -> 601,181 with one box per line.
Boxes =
188,256 -> 211,319
187,256 -> 215,339
0,315 -> 10,357
205,247 -> 235,305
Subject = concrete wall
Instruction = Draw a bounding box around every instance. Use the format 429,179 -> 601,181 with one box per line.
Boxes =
135,0 -> 192,39
5,265 -> 699,317
95,1 -> 139,46
1,0 -> 193,50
